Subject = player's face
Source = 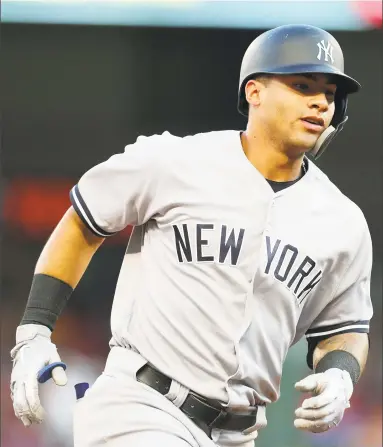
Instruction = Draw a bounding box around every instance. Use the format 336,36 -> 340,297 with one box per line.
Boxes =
248,74 -> 337,155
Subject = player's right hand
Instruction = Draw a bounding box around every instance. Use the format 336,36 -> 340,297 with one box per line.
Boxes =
10,324 -> 67,427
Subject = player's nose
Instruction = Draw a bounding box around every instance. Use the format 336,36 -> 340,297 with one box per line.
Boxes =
307,93 -> 329,113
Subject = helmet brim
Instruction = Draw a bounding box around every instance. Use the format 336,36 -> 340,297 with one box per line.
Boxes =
262,63 -> 361,93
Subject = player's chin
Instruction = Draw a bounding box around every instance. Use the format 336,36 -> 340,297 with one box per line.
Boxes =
289,135 -> 318,155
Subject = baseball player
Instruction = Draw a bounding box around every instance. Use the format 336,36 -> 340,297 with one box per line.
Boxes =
10,24 -> 373,447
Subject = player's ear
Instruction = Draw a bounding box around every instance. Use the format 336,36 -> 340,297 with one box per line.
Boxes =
245,78 -> 264,109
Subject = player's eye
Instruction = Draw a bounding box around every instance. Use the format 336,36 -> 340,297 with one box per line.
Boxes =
293,83 -> 309,91
326,90 -> 336,100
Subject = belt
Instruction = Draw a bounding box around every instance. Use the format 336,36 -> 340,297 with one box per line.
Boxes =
136,364 -> 259,434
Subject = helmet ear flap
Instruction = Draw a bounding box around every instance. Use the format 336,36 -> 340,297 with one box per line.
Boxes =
331,91 -> 348,127
309,91 -> 349,160
310,114 -> 349,160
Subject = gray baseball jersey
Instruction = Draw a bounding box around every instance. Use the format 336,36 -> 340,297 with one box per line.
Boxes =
70,130 -> 373,411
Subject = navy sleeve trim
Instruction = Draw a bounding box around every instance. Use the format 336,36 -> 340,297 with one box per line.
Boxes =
306,320 -> 370,339
70,185 -> 115,238
305,321 -> 370,370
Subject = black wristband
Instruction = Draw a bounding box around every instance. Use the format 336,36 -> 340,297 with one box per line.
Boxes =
20,273 -> 74,331
315,350 -> 361,386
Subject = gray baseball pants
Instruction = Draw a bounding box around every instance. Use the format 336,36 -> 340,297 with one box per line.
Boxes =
73,347 -> 261,447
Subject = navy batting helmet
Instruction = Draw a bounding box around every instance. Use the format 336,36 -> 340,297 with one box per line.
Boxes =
238,24 -> 361,159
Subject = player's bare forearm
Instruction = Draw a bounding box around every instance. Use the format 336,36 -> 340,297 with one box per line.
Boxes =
312,332 -> 369,376
35,206 -> 105,288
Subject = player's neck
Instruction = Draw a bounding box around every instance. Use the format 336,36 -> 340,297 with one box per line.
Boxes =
240,129 -> 304,182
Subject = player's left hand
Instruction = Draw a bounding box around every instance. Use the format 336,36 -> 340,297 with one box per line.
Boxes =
294,368 -> 353,433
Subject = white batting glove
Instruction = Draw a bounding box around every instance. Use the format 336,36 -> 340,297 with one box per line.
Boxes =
10,324 -> 67,427
294,368 -> 353,433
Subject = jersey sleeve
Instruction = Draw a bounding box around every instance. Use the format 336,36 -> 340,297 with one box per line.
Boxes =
70,134 -> 169,237
305,216 -> 373,368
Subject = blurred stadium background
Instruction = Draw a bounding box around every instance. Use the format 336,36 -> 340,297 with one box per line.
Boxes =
1,1 -> 382,446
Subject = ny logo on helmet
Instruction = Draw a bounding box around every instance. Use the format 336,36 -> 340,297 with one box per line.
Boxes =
316,40 -> 334,63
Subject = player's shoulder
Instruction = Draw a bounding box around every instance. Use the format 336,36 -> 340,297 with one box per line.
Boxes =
121,131 -> 183,164
183,129 -> 238,143
307,159 -> 368,228
130,129 -> 238,159
133,129 -> 237,148
132,130 -> 182,149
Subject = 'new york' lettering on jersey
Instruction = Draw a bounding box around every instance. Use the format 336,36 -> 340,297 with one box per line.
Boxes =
172,224 -> 322,304
173,224 -> 245,265
70,130 -> 372,422
264,236 -> 322,304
